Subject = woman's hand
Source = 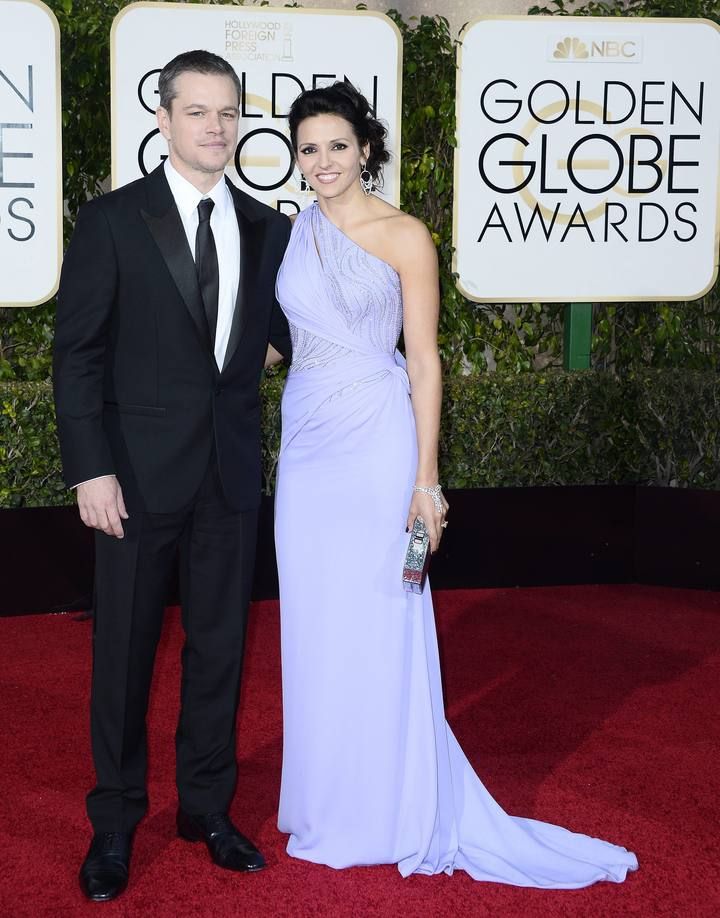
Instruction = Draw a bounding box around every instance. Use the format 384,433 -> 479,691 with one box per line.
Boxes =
264,344 -> 285,368
406,488 -> 449,554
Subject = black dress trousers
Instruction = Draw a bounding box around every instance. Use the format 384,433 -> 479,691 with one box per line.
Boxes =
86,448 -> 258,832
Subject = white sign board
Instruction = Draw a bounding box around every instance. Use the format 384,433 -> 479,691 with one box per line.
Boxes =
111,2 -> 402,212
0,0 -> 62,307
454,17 -> 720,302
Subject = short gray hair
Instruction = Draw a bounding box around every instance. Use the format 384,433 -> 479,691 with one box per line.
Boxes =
158,50 -> 242,112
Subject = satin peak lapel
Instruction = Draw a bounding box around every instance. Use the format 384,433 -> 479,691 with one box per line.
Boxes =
141,175 -> 211,351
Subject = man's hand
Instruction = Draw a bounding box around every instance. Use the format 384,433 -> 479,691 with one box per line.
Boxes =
76,476 -> 129,539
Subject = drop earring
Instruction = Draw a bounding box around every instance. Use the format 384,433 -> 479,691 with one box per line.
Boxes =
359,163 -> 373,196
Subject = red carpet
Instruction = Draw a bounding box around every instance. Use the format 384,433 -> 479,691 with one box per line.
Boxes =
1,585 -> 719,917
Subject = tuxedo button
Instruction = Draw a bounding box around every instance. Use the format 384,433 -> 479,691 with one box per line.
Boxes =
215,386 -> 223,396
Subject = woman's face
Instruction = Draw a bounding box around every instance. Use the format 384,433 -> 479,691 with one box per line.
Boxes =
295,113 -> 369,201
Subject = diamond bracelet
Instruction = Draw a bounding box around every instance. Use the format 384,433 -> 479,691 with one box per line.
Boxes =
413,484 -> 444,514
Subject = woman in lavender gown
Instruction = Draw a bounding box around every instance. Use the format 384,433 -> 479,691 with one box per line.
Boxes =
270,82 -> 638,887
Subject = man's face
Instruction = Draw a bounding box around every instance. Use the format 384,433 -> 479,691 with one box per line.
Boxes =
157,70 -> 240,188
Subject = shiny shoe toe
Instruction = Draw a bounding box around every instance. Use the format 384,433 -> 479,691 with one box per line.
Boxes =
177,809 -> 265,872
79,832 -> 132,902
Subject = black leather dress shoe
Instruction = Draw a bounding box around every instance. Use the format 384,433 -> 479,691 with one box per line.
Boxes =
79,832 -> 133,902
177,809 -> 265,872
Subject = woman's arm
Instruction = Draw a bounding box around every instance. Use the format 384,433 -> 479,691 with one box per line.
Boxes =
392,216 -> 449,551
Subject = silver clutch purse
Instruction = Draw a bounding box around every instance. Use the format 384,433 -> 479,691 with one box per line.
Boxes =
402,516 -> 431,593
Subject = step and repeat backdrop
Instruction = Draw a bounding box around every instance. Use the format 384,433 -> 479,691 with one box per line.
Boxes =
1,1 -> 719,307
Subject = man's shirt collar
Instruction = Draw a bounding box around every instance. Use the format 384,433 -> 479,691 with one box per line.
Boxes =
164,158 -> 231,221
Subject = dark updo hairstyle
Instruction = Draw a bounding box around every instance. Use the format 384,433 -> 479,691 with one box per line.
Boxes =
288,81 -> 391,190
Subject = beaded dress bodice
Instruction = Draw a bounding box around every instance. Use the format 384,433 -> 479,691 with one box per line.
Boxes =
286,203 -> 403,373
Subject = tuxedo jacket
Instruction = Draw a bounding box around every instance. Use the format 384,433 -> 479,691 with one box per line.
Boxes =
53,164 -> 291,513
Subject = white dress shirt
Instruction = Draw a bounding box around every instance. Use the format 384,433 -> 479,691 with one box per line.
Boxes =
164,158 -> 241,370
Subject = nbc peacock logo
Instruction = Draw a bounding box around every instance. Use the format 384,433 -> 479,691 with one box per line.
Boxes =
553,37 -> 589,60
548,35 -> 641,63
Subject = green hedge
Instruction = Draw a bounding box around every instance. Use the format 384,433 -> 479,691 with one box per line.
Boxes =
441,371 -> 719,489
0,382 -> 68,507
2,371 -> 717,507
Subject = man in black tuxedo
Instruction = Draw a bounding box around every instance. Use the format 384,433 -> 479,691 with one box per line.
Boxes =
53,50 -> 291,902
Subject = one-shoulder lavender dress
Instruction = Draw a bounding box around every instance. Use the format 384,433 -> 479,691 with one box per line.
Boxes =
274,202 -> 638,886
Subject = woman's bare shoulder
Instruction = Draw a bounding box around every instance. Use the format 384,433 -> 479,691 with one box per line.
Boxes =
365,198 -> 427,239
377,210 -> 435,266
